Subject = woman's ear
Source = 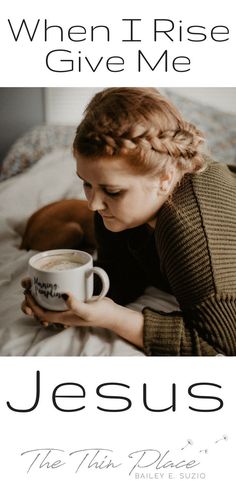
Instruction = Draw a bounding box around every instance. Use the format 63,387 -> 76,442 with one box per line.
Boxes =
159,165 -> 183,196
159,169 -> 175,193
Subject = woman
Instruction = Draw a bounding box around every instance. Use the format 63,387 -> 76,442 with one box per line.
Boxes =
22,88 -> 236,356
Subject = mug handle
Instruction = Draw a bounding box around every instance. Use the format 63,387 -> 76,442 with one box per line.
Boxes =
90,267 -> 110,300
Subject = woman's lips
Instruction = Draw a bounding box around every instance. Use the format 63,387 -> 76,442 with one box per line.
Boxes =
99,212 -> 114,219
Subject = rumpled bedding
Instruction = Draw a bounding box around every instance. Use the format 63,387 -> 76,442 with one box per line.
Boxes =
0,148 -> 179,356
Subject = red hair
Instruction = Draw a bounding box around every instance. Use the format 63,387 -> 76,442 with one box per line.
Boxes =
73,88 -> 206,175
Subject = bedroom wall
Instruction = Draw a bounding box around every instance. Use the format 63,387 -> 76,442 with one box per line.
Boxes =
44,87 -> 102,125
44,87 -> 236,124
169,88 -> 236,114
0,88 -> 44,163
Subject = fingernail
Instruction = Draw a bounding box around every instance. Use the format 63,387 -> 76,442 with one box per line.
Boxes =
24,289 -> 31,295
61,294 -> 68,301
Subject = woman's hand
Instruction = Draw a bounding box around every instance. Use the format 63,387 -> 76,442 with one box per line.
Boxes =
21,278 -> 144,348
21,278 -> 119,330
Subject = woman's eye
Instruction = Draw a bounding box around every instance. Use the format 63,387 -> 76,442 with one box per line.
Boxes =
82,182 -> 121,197
105,190 -> 121,197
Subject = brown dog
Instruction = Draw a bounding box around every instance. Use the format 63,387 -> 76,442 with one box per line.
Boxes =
20,199 -> 96,253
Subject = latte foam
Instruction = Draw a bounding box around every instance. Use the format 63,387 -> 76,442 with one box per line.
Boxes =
34,254 -> 84,272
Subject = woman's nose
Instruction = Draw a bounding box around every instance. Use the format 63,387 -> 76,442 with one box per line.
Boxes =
87,191 -> 106,211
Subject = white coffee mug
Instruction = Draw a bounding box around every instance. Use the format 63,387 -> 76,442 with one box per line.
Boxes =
28,249 -> 110,311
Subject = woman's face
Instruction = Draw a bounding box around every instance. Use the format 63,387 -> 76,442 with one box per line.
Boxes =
76,155 -> 169,232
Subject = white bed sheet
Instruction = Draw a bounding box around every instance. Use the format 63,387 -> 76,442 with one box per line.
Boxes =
0,149 -> 180,356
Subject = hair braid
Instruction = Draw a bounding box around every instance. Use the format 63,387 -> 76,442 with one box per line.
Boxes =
73,88 -> 206,175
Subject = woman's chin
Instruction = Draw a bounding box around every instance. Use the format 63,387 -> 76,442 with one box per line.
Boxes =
102,217 -> 125,232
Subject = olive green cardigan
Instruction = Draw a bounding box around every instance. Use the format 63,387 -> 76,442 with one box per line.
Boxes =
95,160 -> 236,356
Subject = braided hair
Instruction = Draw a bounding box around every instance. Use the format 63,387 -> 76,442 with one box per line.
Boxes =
73,88 -> 206,176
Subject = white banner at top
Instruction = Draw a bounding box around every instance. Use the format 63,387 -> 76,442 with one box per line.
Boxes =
1,0 -> 235,86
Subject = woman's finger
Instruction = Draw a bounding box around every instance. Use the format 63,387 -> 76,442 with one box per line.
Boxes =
21,299 -> 33,317
21,277 -> 32,289
62,293 -> 91,320
38,319 -> 49,327
24,292 -> 50,319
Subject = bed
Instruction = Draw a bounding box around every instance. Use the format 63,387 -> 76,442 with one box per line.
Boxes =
0,90 -> 235,356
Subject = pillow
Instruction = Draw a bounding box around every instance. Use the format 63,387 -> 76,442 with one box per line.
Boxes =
163,89 -> 236,165
0,124 -> 75,181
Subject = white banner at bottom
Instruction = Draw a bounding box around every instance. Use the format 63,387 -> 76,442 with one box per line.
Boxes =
0,356 -> 234,481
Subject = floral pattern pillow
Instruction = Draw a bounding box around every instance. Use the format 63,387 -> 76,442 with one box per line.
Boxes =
164,89 -> 236,165
0,124 -> 75,181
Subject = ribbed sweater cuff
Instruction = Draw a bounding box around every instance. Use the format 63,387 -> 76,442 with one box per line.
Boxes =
143,307 -> 184,356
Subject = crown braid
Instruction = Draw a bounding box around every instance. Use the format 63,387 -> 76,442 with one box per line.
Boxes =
73,88 -> 206,175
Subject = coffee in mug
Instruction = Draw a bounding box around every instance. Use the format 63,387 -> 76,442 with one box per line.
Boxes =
28,249 -> 110,311
34,254 -> 83,272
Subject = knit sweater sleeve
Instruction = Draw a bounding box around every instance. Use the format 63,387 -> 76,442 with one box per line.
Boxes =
143,295 -> 236,356
143,164 -> 236,356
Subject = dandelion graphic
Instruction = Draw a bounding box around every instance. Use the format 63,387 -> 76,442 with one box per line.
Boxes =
215,434 -> 228,444
181,439 -> 194,450
199,449 -> 208,454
